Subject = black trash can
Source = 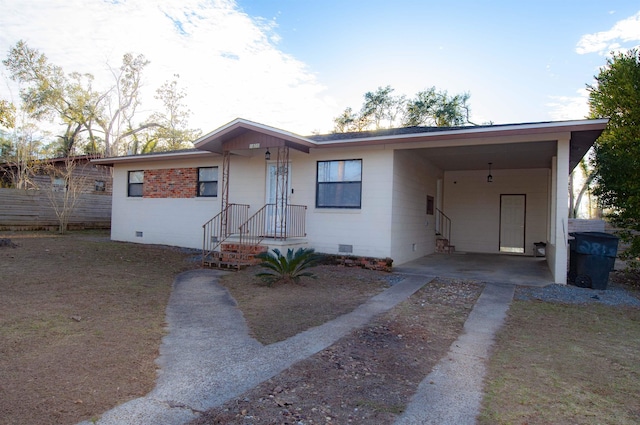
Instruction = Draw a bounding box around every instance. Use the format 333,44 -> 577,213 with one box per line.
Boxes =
568,232 -> 619,290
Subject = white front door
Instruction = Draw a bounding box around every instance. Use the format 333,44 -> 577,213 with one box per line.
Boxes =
500,194 -> 526,253
265,162 -> 291,236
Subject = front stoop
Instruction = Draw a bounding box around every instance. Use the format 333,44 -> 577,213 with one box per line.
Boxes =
203,243 -> 268,270
436,238 -> 455,254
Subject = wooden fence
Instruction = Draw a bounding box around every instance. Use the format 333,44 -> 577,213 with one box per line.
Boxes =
568,218 -> 606,233
0,188 -> 111,230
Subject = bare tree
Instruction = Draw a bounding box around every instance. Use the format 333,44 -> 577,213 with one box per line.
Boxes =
38,156 -> 92,234
95,53 -> 162,155
145,76 -> 201,151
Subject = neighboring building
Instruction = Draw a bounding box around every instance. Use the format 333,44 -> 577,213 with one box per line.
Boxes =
1,155 -> 113,194
0,155 -> 113,230
93,118 -> 608,284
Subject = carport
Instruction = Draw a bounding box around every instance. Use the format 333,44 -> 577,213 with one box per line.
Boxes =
385,119 -> 608,284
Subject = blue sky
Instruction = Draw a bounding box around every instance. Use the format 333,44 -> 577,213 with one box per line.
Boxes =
1,0 -> 639,135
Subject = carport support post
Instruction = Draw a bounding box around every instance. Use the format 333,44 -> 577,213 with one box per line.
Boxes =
551,136 -> 570,284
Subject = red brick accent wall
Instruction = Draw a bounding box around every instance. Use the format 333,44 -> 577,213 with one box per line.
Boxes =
143,168 -> 198,198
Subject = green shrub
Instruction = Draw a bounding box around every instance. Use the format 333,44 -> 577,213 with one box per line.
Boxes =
255,247 -> 320,285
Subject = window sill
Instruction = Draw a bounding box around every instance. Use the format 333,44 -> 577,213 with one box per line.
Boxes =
313,208 -> 361,214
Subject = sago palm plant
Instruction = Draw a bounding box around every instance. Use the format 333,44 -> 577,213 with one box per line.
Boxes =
255,247 -> 320,284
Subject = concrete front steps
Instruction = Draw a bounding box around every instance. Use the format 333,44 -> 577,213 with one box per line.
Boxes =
436,238 -> 455,254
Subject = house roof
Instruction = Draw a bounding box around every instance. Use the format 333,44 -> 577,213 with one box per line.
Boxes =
93,118 -> 608,172
308,119 -> 606,145
308,124 -> 478,142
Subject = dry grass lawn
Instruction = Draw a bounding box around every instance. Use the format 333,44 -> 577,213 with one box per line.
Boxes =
11,230 -> 637,424
219,265 -> 393,344
0,230 -> 199,425
480,296 -> 640,424
3,231 -> 455,425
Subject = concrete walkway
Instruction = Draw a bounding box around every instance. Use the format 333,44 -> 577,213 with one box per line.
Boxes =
79,269 -> 431,425
395,282 -> 515,424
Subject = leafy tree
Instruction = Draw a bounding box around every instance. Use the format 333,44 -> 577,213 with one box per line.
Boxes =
255,247 -> 320,285
0,121 -> 43,189
0,99 -> 15,128
334,106 -> 367,132
3,41 -> 97,155
404,87 -> 471,127
333,85 -> 475,132
2,41 -> 201,157
335,86 -> 406,131
588,48 -> 640,267
126,132 -> 159,155
360,85 -> 405,130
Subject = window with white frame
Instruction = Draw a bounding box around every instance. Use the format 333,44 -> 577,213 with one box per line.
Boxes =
316,159 -> 362,208
95,180 -> 106,192
128,170 -> 144,197
197,167 -> 218,197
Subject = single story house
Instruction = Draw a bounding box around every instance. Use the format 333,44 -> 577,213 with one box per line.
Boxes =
93,118 -> 608,284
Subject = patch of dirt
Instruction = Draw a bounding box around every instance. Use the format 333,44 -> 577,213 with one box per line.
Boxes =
190,278 -> 484,424
611,269 -> 640,290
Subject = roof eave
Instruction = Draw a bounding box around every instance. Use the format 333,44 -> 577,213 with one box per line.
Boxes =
91,150 -> 217,166
313,119 -> 609,147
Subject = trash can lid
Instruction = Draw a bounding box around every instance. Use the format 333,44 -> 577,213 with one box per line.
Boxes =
570,231 -> 619,240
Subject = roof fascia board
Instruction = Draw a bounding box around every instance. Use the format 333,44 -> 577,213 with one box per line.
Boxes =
91,150 -> 216,165
314,119 -> 609,148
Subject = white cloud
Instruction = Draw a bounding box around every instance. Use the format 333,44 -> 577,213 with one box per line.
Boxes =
0,0 -> 335,135
546,88 -> 590,121
576,11 -> 640,55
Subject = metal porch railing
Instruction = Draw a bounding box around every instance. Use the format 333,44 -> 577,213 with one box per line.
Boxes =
239,203 -> 307,247
435,207 -> 451,242
202,203 -> 249,265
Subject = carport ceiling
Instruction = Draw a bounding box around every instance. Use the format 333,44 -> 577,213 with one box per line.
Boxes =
416,140 -> 558,171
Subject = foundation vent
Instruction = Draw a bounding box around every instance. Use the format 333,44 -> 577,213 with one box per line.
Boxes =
338,244 -> 353,253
